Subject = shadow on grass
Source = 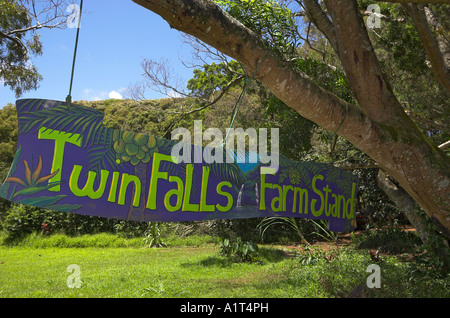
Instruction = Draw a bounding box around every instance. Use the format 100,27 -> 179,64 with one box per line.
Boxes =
180,246 -> 289,269
259,246 -> 289,262
352,228 -> 422,254
0,233 -> 32,246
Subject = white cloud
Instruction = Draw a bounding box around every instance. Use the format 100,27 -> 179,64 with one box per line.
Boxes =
82,88 -> 106,101
167,89 -> 183,98
82,88 -> 124,101
108,91 -> 123,99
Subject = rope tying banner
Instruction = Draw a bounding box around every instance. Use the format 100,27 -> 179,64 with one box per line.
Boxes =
222,54 -> 269,147
66,0 -> 84,107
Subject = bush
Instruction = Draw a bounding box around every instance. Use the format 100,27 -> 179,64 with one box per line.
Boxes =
1,203 -> 150,239
2,204 -> 46,239
352,228 -> 422,254
288,247 -> 450,297
218,237 -> 260,263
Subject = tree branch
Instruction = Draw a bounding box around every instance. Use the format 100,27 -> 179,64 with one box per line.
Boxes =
171,75 -> 244,115
6,0 -> 72,37
160,74 -> 244,138
299,0 -> 339,53
6,21 -> 65,37
439,140 -> 450,149
132,0 -> 450,237
324,0 -> 406,122
404,4 -> 450,92
360,10 -> 406,23
132,0 -> 366,135
0,30 -> 28,54
376,170 -> 431,245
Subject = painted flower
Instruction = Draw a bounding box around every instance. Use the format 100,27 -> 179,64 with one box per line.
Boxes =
6,154 -> 59,188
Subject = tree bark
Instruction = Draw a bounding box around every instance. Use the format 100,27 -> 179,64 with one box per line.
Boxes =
405,4 -> 450,92
301,0 -> 338,53
131,0 -> 450,239
376,170 -> 431,244
127,162 -> 147,221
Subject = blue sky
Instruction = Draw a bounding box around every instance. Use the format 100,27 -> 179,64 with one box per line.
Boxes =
0,0 -> 197,107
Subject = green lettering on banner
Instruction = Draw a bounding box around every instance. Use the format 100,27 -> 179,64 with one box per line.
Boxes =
69,165 -> 109,199
293,187 -> 308,214
107,171 -> 120,203
282,185 -> 293,212
271,184 -> 282,212
118,173 -> 141,207
311,174 -> 324,217
216,181 -> 233,212
164,176 -> 184,212
259,167 -> 277,211
147,152 -> 177,210
38,127 -> 82,191
0,99 -> 361,232
200,166 -> 215,212
182,164 -> 199,212
346,183 -> 357,219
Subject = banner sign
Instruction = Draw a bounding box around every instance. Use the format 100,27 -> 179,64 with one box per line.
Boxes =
0,99 -> 358,231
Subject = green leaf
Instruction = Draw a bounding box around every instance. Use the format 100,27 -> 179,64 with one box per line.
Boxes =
12,182 -> 64,199
46,204 -> 83,212
0,146 -> 22,200
16,195 -> 67,208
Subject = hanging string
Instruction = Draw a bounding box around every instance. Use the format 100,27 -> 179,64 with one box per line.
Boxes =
221,54 -> 268,148
66,0 -> 84,107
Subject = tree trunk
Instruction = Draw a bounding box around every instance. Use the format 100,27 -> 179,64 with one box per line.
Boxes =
131,0 -> 450,239
376,170 -> 431,245
404,4 -> 450,92
127,162 -> 147,221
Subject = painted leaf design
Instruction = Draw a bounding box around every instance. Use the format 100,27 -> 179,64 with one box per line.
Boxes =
12,182 -> 64,199
46,204 -> 83,212
36,169 -> 59,185
5,177 -> 27,187
31,155 -> 43,184
23,159 -> 32,185
16,195 -> 67,207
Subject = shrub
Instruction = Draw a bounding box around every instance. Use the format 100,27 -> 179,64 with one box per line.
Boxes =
352,228 -> 422,254
2,204 -> 46,239
218,237 -> 260,263
1,203 -> 150,239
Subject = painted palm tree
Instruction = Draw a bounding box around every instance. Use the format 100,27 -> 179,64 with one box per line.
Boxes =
111,129 -> 163,220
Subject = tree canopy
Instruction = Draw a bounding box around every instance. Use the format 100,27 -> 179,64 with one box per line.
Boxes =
0,0 -> 71,97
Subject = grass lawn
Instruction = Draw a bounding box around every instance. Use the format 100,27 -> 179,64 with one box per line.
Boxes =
0,232 -> 448,298
0,244 -> 295,298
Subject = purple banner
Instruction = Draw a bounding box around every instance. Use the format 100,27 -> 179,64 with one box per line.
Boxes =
0,99 -> 358,231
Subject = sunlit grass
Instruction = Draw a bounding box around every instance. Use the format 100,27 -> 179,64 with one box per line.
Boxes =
0,233 -> 448,298
0,245 -> 293,298
0,232 -> 218,249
